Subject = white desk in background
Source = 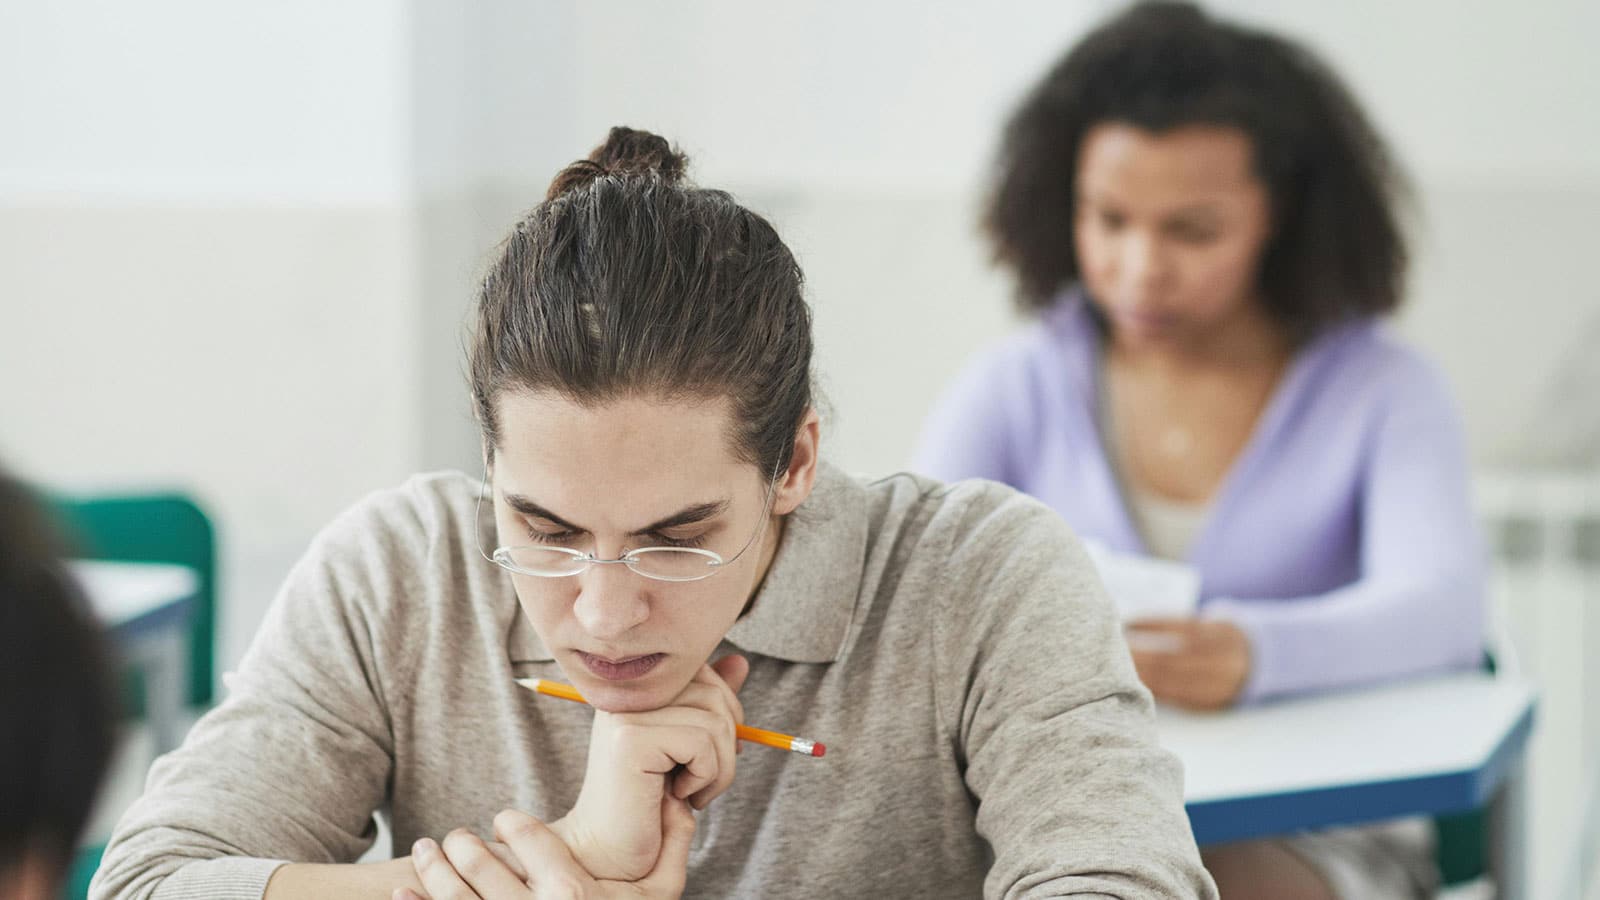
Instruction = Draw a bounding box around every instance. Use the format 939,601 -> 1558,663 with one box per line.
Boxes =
72,560 -> 200,755
1160,671 -> 1536,900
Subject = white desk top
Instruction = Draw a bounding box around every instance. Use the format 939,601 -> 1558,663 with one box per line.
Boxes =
1160,671 -> 1534,804
70,559 -> 199,627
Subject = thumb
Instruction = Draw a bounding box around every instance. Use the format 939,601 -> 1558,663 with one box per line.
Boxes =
637,796 -> 696,896
710,653 -> 750,695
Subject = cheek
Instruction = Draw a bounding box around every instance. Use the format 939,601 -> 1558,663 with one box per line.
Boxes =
663,582 -> 754,657
513,577 -> 576,626
1073,223 -> 1118,287
1176,237 -> 1265,306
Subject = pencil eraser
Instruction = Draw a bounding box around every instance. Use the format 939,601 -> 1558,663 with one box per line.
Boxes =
811,742 -> 826,757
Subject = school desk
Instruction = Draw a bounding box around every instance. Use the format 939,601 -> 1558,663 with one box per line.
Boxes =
73,559 -> 200,754
1160,671 -> 1535,899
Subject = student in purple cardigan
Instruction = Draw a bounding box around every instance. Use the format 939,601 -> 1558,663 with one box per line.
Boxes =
914,4 -> 1486,899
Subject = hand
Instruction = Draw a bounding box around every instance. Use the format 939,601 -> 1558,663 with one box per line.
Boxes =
1125,618 -> 1251,711
400,795 -> 697,900
553,655 -> 748,881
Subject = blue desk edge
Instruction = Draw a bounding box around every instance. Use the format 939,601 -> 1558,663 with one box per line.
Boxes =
1187,697 -> 1537,845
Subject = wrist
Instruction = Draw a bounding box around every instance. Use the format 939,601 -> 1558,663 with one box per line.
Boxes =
549,812 -> 650,882
547,814 -> 600,874
262,857 -> 424,899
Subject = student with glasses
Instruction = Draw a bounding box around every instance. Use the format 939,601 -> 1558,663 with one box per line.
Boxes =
92,128 -> 1215,900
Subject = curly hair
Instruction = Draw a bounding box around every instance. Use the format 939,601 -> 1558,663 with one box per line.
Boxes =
986,1 -> 1411,340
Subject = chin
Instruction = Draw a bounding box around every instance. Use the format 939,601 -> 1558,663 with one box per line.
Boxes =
580,680 -> 675,713
582,682 -> 662,711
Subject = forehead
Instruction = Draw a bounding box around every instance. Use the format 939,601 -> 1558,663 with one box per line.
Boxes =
491,389 -> 749,502
1077,122 -> 1259,204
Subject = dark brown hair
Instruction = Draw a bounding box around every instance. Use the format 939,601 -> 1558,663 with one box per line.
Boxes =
469,127 -> 813,476
0,470 -> 117,878
986,1 -> 1410,341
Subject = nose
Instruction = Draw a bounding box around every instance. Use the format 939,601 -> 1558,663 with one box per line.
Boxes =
1114,229 -> 1170,299
571,563 -> 650,641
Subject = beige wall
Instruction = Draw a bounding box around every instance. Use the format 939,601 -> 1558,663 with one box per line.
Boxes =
0,203 -> 419,666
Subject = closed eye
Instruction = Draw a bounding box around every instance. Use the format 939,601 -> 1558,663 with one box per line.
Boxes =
646,532 -> 710,549
525,526 -> 711,550
1166,220 -> 1219,243
526,526 -> 582,545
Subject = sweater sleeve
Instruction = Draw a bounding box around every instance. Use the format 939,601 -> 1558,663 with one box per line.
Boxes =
1204,354 -> 1487,703
935,489 -> 1216,899
89,503 -> 408,900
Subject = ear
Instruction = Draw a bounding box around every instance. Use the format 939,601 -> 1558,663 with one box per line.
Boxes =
772,408 -> 821,516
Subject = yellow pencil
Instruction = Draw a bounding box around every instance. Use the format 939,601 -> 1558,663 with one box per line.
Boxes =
515,678 -> 826,758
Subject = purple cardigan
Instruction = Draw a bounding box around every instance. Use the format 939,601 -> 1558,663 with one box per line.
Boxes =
912,296 -> 1486,704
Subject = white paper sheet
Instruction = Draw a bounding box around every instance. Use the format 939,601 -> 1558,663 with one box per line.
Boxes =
1081,539 -> 1201,623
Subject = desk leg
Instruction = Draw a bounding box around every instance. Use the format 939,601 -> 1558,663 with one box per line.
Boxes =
128,629 -> 190,756
1489,761 -> 1530,900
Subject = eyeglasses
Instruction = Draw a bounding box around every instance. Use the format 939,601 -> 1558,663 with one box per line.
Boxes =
476,468 -> 780,583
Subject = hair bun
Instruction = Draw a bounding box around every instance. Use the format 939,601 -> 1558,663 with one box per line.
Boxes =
546,127 -> 689,201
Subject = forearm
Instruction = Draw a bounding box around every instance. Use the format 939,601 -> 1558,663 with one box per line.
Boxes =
263,858 -> 423,900
263,821 -> 621,898
1208,576 -> 1485,702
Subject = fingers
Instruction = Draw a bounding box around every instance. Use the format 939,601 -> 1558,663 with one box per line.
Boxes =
1130,617 -> 1251,710
494,809 -> 593,896
1125,617 -> 1196,633
622,671 -> 742,809
411,836 -> 482,900
687,662 -> 746,733
611,718 -> 723,803
1125,628 -> 1187,654
1132,649 -> 1239,711
709,653 -> 750,695
708,655 -> 749,756
411,829 -> 527,900
484,840 -> 530,881
691,660 -> 746,801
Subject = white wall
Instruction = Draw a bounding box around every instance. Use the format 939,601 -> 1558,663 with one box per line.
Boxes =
0,0 -> 419,668
0,0 -> 410,203
408,0 -> 581,474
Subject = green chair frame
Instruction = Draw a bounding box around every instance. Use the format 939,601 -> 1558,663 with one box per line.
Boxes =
50,492 -> 217,709
46,491 -> 216,900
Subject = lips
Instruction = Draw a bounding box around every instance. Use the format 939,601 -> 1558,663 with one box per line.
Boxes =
1111,307 -> 1179,338
576,651 -> 665,681
1115,306 -> 1171,326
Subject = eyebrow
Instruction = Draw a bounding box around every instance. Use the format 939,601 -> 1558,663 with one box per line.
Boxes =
499,493 -> 730,536
1078,192 -> 1223,219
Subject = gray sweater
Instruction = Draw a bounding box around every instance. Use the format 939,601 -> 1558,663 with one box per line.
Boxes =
92,463 -> 1216,899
